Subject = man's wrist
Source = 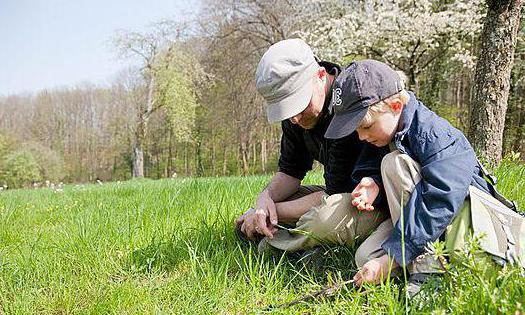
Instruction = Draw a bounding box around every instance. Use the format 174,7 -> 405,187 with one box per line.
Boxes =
257,188 -> 272,203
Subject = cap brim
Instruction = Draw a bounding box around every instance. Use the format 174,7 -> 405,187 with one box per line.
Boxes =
324,106 -> 368,139
266,80 -> 313,123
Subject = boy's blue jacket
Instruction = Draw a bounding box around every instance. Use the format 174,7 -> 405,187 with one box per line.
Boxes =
381,92 -> 493,266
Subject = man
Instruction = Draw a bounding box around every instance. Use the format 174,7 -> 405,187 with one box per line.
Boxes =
235,39 -> 388,254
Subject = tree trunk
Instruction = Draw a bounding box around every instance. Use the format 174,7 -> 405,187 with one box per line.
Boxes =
132,142 -> 144,177
239,127 -> 253,175
240,141 -> 249,175
184,142 -> 189,175
261,138 -> 267,173
167,127 -> 173,177
511,100 -> 525,154
468,0 -> 523,165
222,146 -> 228,176
211,133 -> 216,175
196,138 -> 204,176
131,75 -> 155,178
408,67 -> 420,94
252,141 -> 257,168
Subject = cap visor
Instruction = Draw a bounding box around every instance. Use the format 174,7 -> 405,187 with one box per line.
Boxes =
266,81 -> 313,123
324,107 -> 368,139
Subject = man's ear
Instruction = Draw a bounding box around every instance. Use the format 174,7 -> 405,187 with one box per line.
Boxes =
317,67 -> 327,79
389,99 -> 403,113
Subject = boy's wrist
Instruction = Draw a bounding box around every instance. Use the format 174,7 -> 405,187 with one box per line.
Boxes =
379,254 -> 399,269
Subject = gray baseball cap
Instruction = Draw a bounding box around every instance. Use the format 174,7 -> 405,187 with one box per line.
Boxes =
324,60 -> 405,139
255,38 -> 319,123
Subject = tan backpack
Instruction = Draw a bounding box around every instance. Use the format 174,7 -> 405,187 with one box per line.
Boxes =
446,162 -> 525,268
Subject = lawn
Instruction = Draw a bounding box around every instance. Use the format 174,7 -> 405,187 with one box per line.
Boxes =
0,161 -> 524,314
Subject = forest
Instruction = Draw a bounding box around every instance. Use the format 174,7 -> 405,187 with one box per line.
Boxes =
0,0 -> 523,188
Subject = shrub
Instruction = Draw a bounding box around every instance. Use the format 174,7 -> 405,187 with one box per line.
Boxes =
0,149 -> 42,188
24,142 -> 66,182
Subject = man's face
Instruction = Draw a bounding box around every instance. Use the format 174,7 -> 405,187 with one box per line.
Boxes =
356,109 -> 400,147
288,77 -> 325,129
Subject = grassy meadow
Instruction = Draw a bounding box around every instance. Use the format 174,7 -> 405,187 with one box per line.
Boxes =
0,160 -> 524,314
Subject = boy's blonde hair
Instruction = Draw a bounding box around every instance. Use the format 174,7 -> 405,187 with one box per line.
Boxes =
358,89 -> 410,128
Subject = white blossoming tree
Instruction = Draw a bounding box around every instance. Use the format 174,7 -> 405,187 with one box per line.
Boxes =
296,0 -> 484,92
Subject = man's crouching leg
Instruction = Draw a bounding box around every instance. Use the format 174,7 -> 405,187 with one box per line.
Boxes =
259,193 -> 386,254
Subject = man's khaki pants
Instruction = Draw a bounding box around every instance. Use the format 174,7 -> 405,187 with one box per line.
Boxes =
355,150 -> 445,273
259,185 -> 387,263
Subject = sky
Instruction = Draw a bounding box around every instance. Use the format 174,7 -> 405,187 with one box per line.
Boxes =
0,0 -> 199,96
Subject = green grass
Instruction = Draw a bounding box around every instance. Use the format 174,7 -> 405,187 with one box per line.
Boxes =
0,164 -> 524,314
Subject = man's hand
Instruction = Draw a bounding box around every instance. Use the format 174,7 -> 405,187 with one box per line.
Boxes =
353,254 -> 399,287
234,190 -> 278,239
253,189 -> 278,238
235,208 -> 265,239
235,208 -> 255,239
351,177 -> 379,211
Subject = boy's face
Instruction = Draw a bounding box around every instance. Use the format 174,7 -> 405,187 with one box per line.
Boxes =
356,106 -> 401,147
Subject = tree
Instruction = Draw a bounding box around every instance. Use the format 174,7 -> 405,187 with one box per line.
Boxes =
503,18 -> 525,157
198,0 -> 293,174
113,21 -> 201,177
298,0 -> 484,92
468,0 -> 523,165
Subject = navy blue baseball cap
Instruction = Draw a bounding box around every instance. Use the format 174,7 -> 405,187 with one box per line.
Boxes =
324,60 -> 404,139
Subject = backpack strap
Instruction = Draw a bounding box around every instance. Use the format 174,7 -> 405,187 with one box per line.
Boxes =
477,159 -> 520,213
502,224 -> 518,265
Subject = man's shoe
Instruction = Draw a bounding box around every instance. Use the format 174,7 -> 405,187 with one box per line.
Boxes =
257,238 -> 285,261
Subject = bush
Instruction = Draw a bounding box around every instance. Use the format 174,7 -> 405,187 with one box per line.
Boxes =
0,133 -> 13,157
0,149 -> 42,188
24,142 -> 66,182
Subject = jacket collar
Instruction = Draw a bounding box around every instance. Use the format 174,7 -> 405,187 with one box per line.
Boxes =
394,91 -> 418,141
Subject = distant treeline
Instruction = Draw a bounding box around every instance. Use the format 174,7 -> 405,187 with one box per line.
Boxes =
0,0 -> 524,188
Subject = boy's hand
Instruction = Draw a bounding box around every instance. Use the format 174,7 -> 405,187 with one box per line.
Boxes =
353,254 -> 399,286
351,177 -> 379,211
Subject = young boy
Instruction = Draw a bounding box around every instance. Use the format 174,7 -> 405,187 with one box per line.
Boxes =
324,59 -> 494,291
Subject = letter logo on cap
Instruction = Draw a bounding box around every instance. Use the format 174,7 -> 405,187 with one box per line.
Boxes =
330,87 -> 342,113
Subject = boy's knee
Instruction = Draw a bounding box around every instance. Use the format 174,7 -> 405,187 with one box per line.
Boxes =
380,151 -> 401,179
381,151 -> 420,182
